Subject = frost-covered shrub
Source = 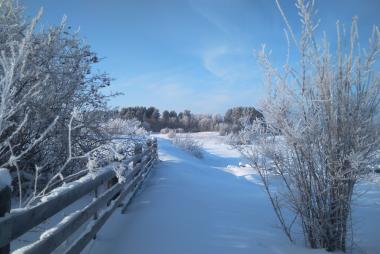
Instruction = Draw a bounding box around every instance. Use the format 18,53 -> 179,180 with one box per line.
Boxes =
160,128 -> 170,134
218,123 -> 230,136
173,135 -> 203,159
167,129 -> 176,138
232,122 -> 258,145
226,133 -> 242,146
103,118 -> 146,137
239,0 -> 380,251
89,139 -> 134,168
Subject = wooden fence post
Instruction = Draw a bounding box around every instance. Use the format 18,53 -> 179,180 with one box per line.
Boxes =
146,139 -> 153,162
133,144 -> 142,168
93,186 -> 99,220
93,185 -> 99,240
152,138 -> 158,159
0,186 -> 11,254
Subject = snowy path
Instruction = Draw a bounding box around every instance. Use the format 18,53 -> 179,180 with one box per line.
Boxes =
84,135 -> 331,254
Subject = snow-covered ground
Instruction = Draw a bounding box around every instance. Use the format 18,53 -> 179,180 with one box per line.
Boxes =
80,132 -> 379,254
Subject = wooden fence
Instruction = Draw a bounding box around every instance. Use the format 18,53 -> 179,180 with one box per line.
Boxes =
0,138 -> 158,254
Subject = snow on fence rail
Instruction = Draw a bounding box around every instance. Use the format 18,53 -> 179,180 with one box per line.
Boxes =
0,138 -> 158,254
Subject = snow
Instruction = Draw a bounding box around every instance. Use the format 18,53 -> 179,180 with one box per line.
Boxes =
0,167 -> 12,190
38,167 -> 110,204
12,131 -> 372,254
83,133 -> 333,254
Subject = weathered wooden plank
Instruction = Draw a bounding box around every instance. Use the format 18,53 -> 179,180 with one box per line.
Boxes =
13,183 -> 123,254
62,143 -> 157,253
0,151 -> 147,248
123,152 -> 146,166
121,156 -> 155,214
0,169 -> 115,248
64,164 -> 149,254
0,138 -> 157,253
10,151 -> 153,254
45,170 -> 88,194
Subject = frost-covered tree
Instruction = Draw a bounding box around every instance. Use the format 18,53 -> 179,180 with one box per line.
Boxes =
161,110 -> 170,123
198,117 -> 213,132
224,107 -> 263,134
23,18 -> 112,189
238,0 -> 380,252
0,0 -> 111,206
0,2 -> 55,207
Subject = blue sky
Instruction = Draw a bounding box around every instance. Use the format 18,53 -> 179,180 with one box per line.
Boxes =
22,0 -> 380,113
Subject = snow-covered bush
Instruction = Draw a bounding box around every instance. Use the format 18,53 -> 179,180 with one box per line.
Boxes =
103,118 -> 147,137
86,139 -> 133,168
239,0 -> 380,252
226,133 -> 242,146
25,135 -> 135,207
167,129 -> 176,138
160,128 -> 170,134
162,128 -> 183,137
172,135 -> 203,159
218,123 -> 230,136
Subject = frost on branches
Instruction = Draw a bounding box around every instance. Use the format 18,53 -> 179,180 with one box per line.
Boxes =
238,0 -> 380,252
103,118 -> 147,139
172,134 -> 203,159
0,0 -> 112,207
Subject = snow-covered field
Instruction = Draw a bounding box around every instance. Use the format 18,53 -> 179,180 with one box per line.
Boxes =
79,132 -> 379,254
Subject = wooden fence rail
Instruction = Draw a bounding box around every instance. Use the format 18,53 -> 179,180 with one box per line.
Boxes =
0,138 -> 158,254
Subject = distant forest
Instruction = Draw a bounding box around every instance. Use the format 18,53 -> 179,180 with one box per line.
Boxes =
108,106 -> 263,134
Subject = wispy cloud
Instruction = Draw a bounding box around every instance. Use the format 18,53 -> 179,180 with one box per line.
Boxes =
188,0 -> 232,34
201,45 -> 261,84
202,46 -> 229,79
105,42 -> 266,113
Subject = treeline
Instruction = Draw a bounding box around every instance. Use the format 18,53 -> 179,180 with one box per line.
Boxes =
112,106 -> 263,134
